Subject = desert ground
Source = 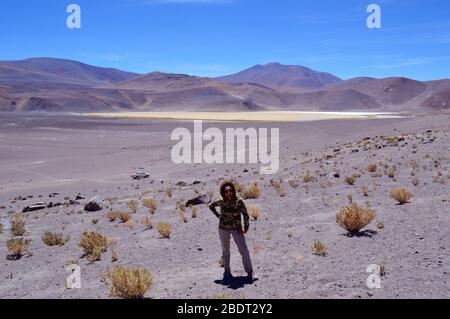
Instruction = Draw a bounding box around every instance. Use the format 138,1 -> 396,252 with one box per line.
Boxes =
0,111 -> 448,299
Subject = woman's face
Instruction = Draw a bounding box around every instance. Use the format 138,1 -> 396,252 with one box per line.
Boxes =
224,187 -> 234,201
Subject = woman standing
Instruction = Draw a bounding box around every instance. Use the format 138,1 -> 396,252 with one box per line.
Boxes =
209,181 -> 257,283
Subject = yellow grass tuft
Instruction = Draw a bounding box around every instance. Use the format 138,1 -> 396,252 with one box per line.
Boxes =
179,211 -> 188,223
191,206 -> 198,218
360,186 -> 369,197
387,168 -> 396,179
107,211 -> 120,222
141,216 -> 153,230
302,173 -> 316,183
42,232 -> 70,247
367,163 -> 378,173
0,223 -> 3,234
119,212 -> 132,223
234,182 -> 245,193
156,222 -> 172,239
248,205 -> 261,221
10,213 -> 26,237
312,240 -> 327,256
107,265 -> 153,299
125,219 -> 135,229
127,200 -> 139,213
390,188 -> 413,205
177,200 -> 186,213
336,203 -> 375,233
79,231 -> 109,263
142,199 -> 158,214
241,182 -> 261,200
6,238 -> 31,259
164,188 -> 173,198
288,179 -> 301,189
345,175 -> 357,186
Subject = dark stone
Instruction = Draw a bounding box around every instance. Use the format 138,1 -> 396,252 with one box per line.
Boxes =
176,181 -> 188,187
85,197 -> 103,212
22,203 -> 46,213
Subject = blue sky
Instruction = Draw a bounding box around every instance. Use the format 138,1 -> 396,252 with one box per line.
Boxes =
0,0 -> 449,80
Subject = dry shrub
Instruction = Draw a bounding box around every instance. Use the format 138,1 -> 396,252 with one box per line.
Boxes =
0,223 -> 3,234
248,205 -> 261,221
345,176 -> 357,186
312,240 -> 327,256
10,213 -> 26,237
411,178 -> 420,187
156,223 -> 172,239
336,203 -> 375,233
125,219 -> 134,229
142,199 -> 158,214
179,211 -> 188,223
288,180 -> 301,189
127,200 -> 139,213
107,211 -> 120,222
6,238 -> 31,259
42,232 -> 70,247
360,186 -> 369,197
119,212 -> 132,223
367,163 -> 378,173
387,168 -> 396,179
191,206 -> 198,218
241,182 -> 261,200
164,188 -> 173,198
347,195 -> 353,204
107,265 -> 153,299
177,200 -> 186,213
390,188 -> 413,205
142,216 -> 153,230
302,173 -> 316,183
377,222 -> 385,230
91,219 -> 99,225
79,231 -> 109,263
234,182 -> 245,193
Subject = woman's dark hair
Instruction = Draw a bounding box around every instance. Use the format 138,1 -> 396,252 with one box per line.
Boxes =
220,181 -> 237,200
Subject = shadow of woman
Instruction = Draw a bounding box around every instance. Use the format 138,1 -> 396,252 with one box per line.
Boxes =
214,276 -> 259,290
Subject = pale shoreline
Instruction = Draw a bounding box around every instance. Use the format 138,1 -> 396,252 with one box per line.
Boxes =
85,111 -> 411,123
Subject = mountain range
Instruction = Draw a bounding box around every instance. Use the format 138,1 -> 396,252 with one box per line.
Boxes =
0,58 -> 449,112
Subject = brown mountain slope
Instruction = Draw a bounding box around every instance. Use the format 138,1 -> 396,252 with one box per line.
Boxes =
217,63 -> 342,91
0,58 -> 139,85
